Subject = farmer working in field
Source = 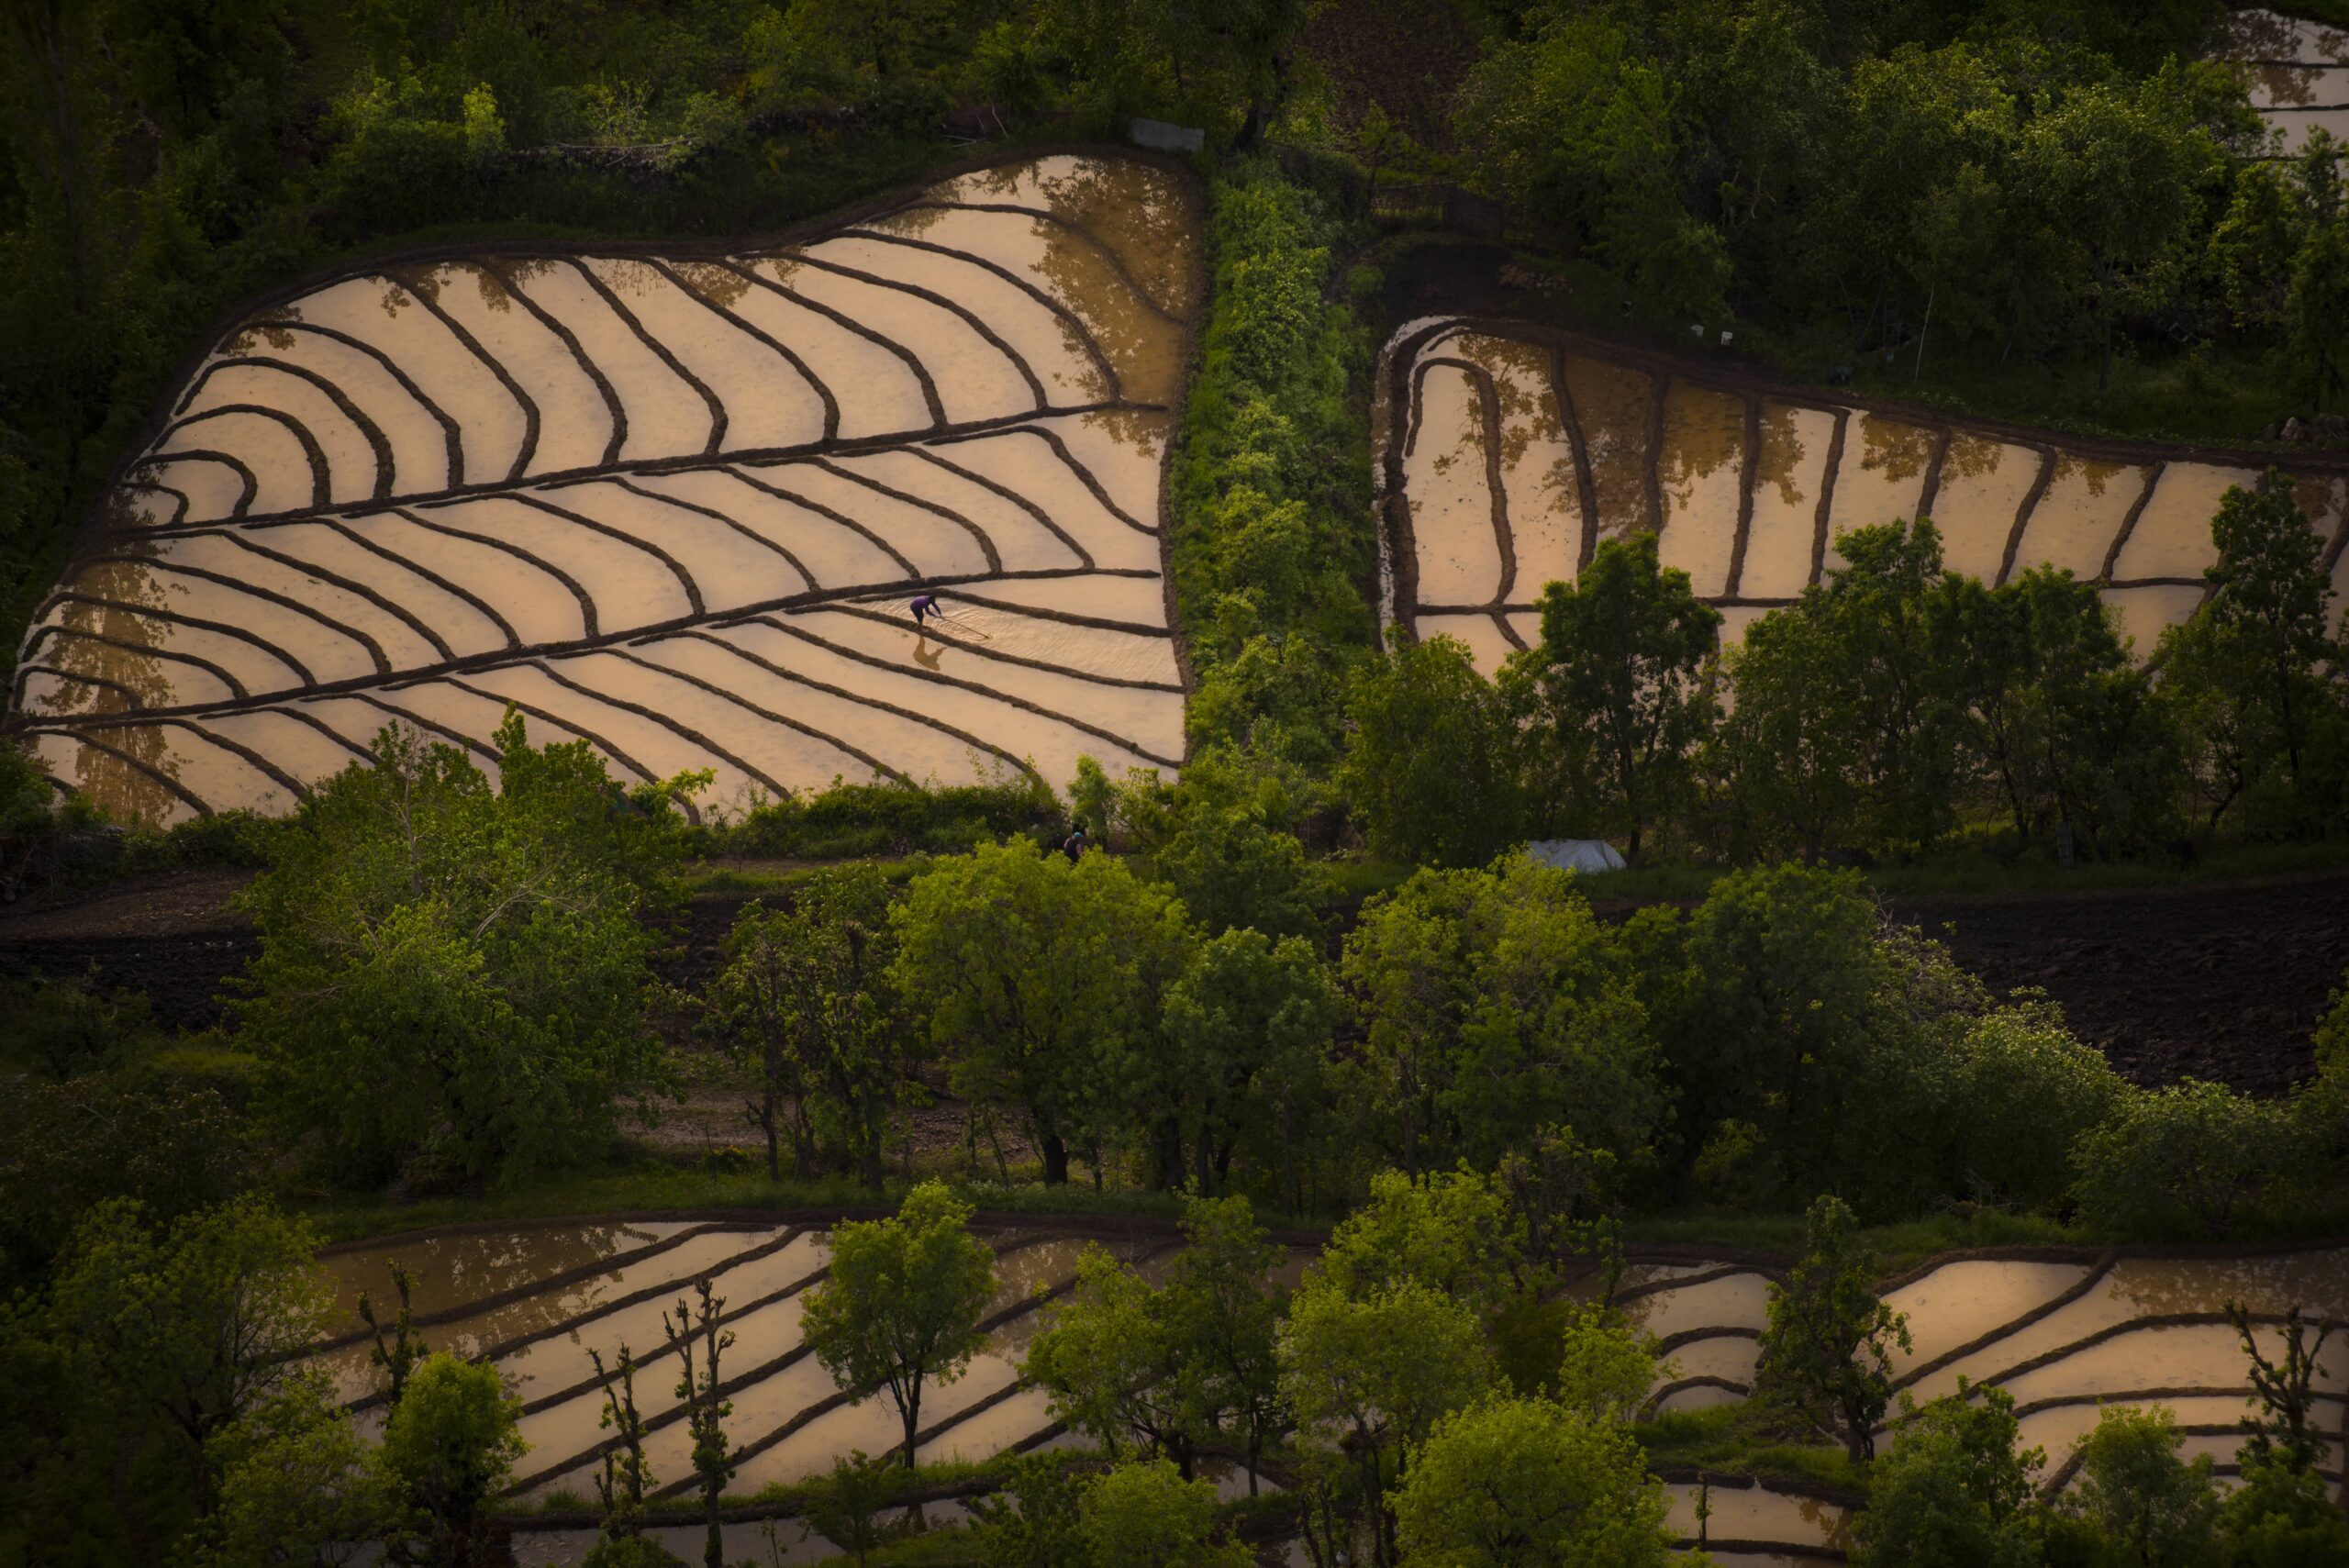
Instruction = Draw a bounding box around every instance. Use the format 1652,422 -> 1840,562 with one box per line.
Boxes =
909,592 -> 939,628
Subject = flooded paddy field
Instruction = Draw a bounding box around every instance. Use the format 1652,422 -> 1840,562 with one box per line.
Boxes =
1377,318 -> 2349,673
6,154 -> 1197,824
2218,7 -> 2349,157
317,1223 -> 2345,1562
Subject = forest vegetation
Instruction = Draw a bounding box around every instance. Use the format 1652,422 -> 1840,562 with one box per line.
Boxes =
5,0 -> 2349,1564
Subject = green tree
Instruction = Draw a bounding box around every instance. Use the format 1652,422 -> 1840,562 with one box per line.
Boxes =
802,1449 -> 904,1568
1754,1195 -> 1911,1463
359,1265 -> 429,1410
1943,566 -> 2181,856
1159,927 -> 1340,1194
1310,1167 -> 1526,1325
2070,1079 -> 2299,1240
800,1182 -> 996,1468
1939,1006 -> 2130,1213
706,866 -> 915,1188
1710,595 -> 1865,860
2059,1406 -> 2221,1567
970,1453 -> 1088,1568
1527,533 -> 1721,858
1726,520 -> 1964,857
1639,863 -> 1961,1210
1276,1280 -> 1492,1568
1158,1193 -> 1287,1495
2229,1303 -> 2335,1478
2159,472 -> 2342,830
1026,1245 -> 1213,1473
2279,131 -> 2348,411
1392,1395 -> 1677,1568
890,838 -> 1192,1185
1077,1458 -> 1253,1568
376,1352 -> 527,1568
1,1072 -> 253,1284
1548,1305 -> 1661,1426
238,717 -> 690,1185
2020,73 -> 2219,391
1854,1384 -> 2043,1568
1338,635 -> 1523,869
587,1343 -> 654,1547
1341,857 -> 1662,1178
664,1280 -> 733,1568
48,1195 -> 330,1506
204,1371 -> 394,1568
2219,1453 -> 2349,1565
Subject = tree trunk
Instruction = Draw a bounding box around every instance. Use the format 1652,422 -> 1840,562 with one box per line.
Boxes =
1040,1132 -> 1070,1186
900,1381 -> 922,1469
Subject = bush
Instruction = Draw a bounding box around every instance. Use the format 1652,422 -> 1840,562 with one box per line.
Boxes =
1937,1005 -> 2130,1212
1169,161 -> 1375,782
702,775 -> 1063,860
2070,1078 -> 2302,1240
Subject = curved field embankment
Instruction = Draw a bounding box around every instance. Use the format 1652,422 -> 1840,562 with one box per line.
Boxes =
1376,317 -> 2349,674
6,153 -> 1202,826
314,1218 -> 2349,1563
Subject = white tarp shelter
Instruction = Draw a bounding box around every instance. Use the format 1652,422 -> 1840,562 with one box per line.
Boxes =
1130,117 -> 1207,152
1525,839 -> 1628,873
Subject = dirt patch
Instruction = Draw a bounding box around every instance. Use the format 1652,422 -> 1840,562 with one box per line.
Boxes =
1297,0 -> 1481,148
1885,873 -> 2349,1096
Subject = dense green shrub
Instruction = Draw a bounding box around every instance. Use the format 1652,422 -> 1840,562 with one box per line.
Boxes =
702,774 -> 1065,860
1169,161 -> 1376,784
1935,1006 -> 2131,1213
2070,1078 -> 2305,1240
238,717 -> 690,1186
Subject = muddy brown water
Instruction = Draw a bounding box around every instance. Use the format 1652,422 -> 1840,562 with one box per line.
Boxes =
10,153 -> 1196,825
1387,323 -> 2349,674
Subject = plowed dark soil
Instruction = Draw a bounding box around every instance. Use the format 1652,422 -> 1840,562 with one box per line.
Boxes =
1884,873 -> 2348,1095
5,868 -> 2344,1096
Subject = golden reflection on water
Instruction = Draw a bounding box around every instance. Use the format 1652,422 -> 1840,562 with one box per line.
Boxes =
1562,355 -> 1653,541
1753,402 -> 1809,509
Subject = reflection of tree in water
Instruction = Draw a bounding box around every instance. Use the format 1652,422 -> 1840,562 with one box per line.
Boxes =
2291,473 -> 2345,538
1564,357 -> 1654,539
35,549 -> 184,823
1658,384 -> 1742,508
328,1222 -> 667,1331
1854,416 -> 1936,483
1073,406 -> 1166,459
1798,1495 -> 1853,1549
930,156 -> 1193,315
1755,404 -> 1810,508
228,319 -> 299,355
2111,1249 -> 2349,1319
2053,453 -> 2127,498
2248,62 -> 2321,106
592,257 -> 665,300
1021,214 -> 1185,406
671,259 -> 752,311
1456,336 -> 1578,516
1939,431 -> 2008,485
2218,9 -> 2349,65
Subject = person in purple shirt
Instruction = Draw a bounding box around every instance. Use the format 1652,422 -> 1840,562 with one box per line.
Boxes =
909,592 -> 939,628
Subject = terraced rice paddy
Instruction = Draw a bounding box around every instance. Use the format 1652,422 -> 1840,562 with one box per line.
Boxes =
316,1225 -> 2347,1562
1377,319 -> 2349,673
7,154 -> 1197,824
2220,7 -> 2349,156
1624,1244 -> 2348,1557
